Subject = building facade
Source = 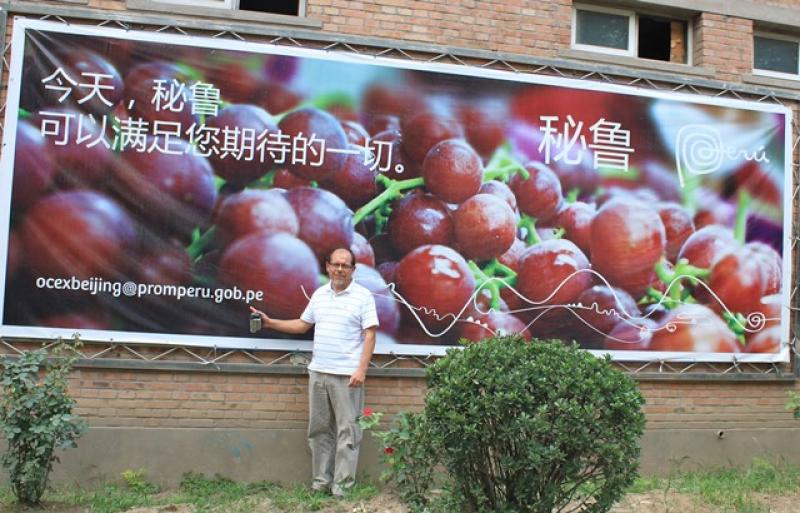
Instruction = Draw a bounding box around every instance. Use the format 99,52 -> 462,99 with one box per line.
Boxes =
1,0 -> 799,484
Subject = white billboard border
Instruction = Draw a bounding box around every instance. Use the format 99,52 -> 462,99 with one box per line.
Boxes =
0,18 -> 792,364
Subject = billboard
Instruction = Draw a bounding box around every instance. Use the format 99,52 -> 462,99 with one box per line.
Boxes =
0,19 -> 791,362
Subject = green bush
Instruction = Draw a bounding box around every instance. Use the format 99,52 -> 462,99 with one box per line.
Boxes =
374,411 -> 441,511
0,339 -> 87,504
381,336 -> 645,513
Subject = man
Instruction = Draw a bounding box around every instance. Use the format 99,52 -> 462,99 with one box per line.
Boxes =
250,247 -> 379,498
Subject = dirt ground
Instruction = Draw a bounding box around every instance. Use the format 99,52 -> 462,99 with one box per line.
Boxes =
6,490 -> 800,513
122,490 -> 800,513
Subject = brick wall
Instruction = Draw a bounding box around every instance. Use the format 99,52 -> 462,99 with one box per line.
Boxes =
692,12 -> 754,81
306,0 -> 572,56
69,368 -> 427,429
65,367 -> 798,432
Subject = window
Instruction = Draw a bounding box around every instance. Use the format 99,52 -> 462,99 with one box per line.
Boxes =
572,5 -> 690,64
133,0 -> 303,17
754,34 -> 799,77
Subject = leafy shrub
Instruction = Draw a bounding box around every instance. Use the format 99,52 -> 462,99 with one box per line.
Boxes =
121,468 -> 161,495
0,339 -> 86,504
374,411 -> 441,511
381,336 -> 645,513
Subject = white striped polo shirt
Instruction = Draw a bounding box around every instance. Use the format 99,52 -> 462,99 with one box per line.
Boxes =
301,281 -> 379,375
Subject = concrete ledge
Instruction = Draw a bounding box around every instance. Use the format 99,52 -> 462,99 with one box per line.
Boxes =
45,426 -> 385,487
11,426 -> 800,487
640,427 -> 800,474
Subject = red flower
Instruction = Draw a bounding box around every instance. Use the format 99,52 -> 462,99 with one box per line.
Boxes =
362,407 -> 374,417
384,446 -> 394,455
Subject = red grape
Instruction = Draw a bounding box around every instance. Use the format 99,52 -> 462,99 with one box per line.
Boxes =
556,201 -> 595,257
214,189 -> 299,247
708,245 -> 767,315
21,190 -> 137,279
657,202 -> 695,262
12,120 -> 57,211
590,198 -> 665,298
649,304 -> 740,353
205,104 -> 278,186
402,111 -> 464,165
272,168 -> 312,189
123,61 -> 197,126
395,244 -> 475,329
370,129 -> 418,179
575,285 -> 639,347
135,239 -> 193,286
422,139 -> 483,204
457,99 -> 507,158
219,232 -> 320,319
351,232 -> 376,267
478,180 -> 517,211
511,162 -> 563,225
677,225 -> 736,269
388,191 -> 454,256
354,263 -> 400,335
253,80 -> 303,114
497,238 -> 526,273
746,241 -> 781,295
603,318 -> 657,351
453,193 -> 516,261
341,120 -> 370,146
285,186 -> 354,262
114,137 -> 217,239
458,310 -> 530,342
516,239 -> 593,306
35,107 -> 113,188
321,144 -> 378,209
278,107 -> 348,181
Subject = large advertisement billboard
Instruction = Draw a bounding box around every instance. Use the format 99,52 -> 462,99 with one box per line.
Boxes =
0,19 -> 791,361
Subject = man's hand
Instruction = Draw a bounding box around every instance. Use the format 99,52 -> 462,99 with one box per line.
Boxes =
349,368 -> 367,387
248,306 -> 313,334
249,306 -> 271,328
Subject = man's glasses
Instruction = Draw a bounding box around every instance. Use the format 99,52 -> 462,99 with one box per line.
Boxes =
327,263 -> 354,270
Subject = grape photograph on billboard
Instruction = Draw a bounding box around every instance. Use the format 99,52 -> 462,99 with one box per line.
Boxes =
0,19 -> 791,362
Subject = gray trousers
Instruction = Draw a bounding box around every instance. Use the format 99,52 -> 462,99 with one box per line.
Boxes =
308,370 -> 364,494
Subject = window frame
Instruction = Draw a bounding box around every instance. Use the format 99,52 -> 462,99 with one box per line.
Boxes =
128,0 -> 308,20
572,4 -> 637,57
572,4 -> 692,65
752,31 -> 800,81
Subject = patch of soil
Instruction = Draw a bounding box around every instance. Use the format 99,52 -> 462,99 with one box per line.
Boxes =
12,490 -> 800,513
123,505 -> 193,513
0,502 -> 85,513
611,490 -> 800,513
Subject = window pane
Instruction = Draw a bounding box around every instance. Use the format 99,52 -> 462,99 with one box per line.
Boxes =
240,0 -> 299,15
576,9 -> 629,50
754,36 -> 798,74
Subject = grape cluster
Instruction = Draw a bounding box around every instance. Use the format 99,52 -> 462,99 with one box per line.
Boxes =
7,31 -> 784,353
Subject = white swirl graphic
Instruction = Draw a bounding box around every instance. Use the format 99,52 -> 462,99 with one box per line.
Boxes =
675,124 -> 723,187
122,281 -> 137,297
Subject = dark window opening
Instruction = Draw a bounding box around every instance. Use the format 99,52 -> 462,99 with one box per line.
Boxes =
239,0 -> 299,16
754,36 -> 799,74
637,16 -> 688,63
638,16 -> 672,61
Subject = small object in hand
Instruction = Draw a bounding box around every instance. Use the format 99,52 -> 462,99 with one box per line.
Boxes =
249,312 -> 262,333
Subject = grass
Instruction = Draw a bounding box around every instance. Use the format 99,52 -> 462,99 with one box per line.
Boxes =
628,458 -> 800,513
2,460 -> 800,512
0,473 -> 380,513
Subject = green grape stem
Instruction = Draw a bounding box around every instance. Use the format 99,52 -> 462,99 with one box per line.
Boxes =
518,215 -> 541,245
734,189 -> 751,245
352,176 -> 425,226
187,226 -> 217,262
468,261 -> 502,311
